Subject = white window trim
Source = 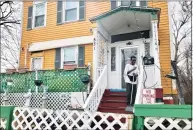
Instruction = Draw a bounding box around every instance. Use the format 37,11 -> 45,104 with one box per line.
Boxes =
30,57 -> 43,71
32,1 -> 47,29
60,46 -> 78,68
63,1 -> 80,23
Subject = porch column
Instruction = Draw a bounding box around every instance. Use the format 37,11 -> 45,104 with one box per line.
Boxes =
93,28 -> 98,83
151,19 -> 162,88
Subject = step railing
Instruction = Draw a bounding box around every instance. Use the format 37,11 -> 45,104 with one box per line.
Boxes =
83,65 -> 107,113
135,61 -> 144,105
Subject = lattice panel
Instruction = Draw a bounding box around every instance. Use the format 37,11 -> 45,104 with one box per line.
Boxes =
0,118 -> 7,130
0,68 -> 88,93
97,32 -> 107,68
12,107 -> 131,130
145,117 -> 193,130
0,92 -> 70,110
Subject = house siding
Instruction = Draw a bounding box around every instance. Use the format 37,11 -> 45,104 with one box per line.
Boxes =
148,2 -> 173,94
20,2 -> 172,94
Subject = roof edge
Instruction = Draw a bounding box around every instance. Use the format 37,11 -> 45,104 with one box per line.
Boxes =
90,6 -> 161,23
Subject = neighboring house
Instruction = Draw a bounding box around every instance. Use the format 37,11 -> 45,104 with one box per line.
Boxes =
17,1 -> 176,112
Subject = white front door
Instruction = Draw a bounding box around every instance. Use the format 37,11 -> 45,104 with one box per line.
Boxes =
108,40 -> 144,89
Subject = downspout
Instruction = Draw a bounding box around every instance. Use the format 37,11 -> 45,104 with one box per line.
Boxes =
24,44 -> 29,68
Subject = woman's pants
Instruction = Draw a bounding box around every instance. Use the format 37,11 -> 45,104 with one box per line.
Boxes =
126,83 -> 137,106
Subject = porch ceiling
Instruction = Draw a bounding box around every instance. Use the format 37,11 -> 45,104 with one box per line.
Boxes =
90,6 -> 160,35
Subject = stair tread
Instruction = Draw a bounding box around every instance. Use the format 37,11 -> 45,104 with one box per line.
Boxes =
104,94 -> 127,97
99,106 -> 126,109
101,100 -> 127,103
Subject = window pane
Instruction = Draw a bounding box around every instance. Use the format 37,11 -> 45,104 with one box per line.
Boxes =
121,1 -> 131,6
65,8 -> 77,21
35,15 -> 44,27
32,58 -> 42,70
111,47 -> 116,71
64,47 -> 75,63
35,3 -> 45,16
66,1 -> 76,9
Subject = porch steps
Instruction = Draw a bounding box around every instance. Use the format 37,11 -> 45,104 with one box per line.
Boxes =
98,89 -> 132,114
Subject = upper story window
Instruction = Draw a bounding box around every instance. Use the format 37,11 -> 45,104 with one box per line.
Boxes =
111,1 -> 147,10
27,1 -> 47,30
57,1 -> 85,24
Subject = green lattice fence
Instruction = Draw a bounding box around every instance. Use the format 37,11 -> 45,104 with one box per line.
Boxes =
0,68 -> 88,93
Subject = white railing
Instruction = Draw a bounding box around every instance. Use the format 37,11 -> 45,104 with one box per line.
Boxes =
0,118 -> 7,129
135,61 -> 144,105
145,117 -> 192,130
12,107 -> 131,130
83,65 -> 107,113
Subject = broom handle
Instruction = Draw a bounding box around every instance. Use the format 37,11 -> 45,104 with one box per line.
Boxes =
130,72 -> 135,106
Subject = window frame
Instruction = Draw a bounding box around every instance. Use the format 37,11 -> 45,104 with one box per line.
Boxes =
31,57 -> 43,71
62,1 -> 85,23
60,46 -> 78,68
116,1 -> 147,7
32,1 -> 47,29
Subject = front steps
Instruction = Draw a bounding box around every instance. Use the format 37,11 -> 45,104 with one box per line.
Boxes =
98,89 -> 132,114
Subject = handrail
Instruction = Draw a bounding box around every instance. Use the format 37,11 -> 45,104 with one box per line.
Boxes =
83,65 -> 107,112
135,61 -> 144,105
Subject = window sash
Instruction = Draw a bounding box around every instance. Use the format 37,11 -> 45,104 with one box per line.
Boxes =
33,2 -> 46,28
116,1 -> 147,7
31,57 -> 43,71
64,1 -> 79,22
61,46 -> 77,66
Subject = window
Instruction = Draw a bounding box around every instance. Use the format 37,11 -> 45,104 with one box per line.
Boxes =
31,57 -> 43,71
57,1 -> 85,24
27,2 -> 46,30
59,46 -> 85,68
61,47 -> 77,66
34,2 -> 46,27
111,1 -> 147,10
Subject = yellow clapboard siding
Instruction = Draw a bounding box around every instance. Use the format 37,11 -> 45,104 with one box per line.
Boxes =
43,49 -> 55,69
148,2 -> 172,94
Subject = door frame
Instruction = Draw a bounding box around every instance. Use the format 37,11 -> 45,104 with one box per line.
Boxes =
119,46 -> 140,89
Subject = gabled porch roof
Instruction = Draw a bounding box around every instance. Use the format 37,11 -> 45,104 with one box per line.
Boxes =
90,6 -> 161,23
90,6 -> 161,35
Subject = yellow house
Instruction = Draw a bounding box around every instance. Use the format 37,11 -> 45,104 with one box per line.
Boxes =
19,1 -> 176,108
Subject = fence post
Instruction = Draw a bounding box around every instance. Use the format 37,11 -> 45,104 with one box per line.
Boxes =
0,106 -> 15,130
132,116 -> 144,130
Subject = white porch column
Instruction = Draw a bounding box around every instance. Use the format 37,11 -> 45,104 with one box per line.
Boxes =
151,20 -> 162,88
93,28 -> 98,84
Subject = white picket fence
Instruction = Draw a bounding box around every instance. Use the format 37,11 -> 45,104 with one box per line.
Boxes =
145,117 -> 193,130
12,107 -> 133,130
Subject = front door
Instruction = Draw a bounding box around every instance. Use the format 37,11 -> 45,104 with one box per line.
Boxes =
108,43 -> 140,89
120,47 -> 139,88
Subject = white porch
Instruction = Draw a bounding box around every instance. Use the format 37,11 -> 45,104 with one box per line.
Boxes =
84,6 -> 162,112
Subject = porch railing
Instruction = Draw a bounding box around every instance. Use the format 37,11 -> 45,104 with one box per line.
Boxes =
83,65 -> 107,112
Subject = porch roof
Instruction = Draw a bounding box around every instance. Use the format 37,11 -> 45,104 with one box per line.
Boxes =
90,6 -> 161,23
90,6 -> 160,35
